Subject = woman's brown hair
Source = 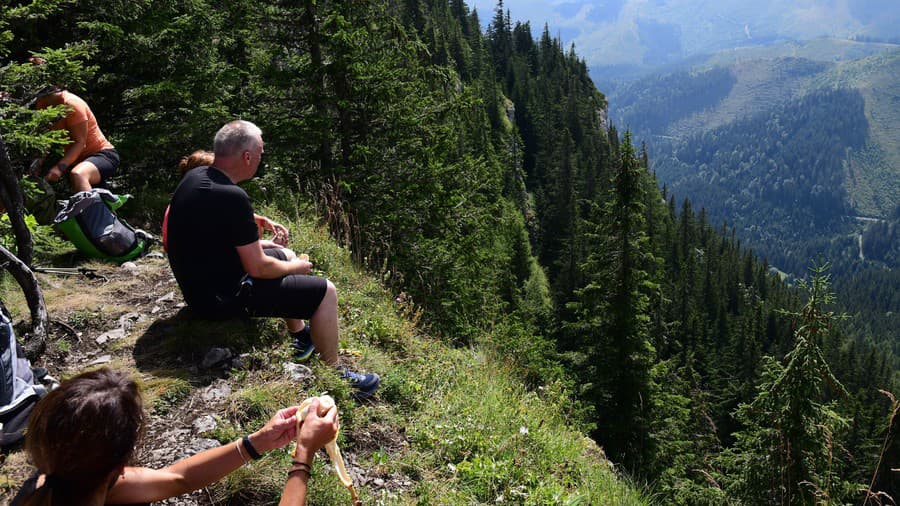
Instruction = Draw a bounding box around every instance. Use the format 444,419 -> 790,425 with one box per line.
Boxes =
177,150 -> 214,178
21,368 -> 146,506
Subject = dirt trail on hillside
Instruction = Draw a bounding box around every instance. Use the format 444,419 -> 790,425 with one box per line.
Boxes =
1,253 -> 216,504
0,253 -> 406,505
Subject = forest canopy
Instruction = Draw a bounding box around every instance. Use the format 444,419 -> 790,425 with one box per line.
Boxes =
1,1 -> 898,504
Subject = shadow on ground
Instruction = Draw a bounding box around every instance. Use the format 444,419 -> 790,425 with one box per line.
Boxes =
133,307 -> 276,384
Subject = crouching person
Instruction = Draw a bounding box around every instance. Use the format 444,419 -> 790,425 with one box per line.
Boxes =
166,120 -> 379,398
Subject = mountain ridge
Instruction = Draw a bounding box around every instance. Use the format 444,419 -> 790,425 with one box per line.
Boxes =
607,43 -> 900,220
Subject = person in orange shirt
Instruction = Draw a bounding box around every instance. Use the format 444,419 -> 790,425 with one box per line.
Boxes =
32,87 -> 119,192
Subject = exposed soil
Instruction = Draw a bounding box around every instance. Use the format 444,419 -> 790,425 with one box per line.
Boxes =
1,253 -> 408,505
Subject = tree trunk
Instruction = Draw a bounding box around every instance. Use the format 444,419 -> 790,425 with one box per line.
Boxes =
304,0 -> 332,173
0,131 -> 33,266
0,244 -> 48,360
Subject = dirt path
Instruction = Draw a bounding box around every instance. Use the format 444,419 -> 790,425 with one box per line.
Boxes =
2,248 -> 409,505
2,255 -> 257,505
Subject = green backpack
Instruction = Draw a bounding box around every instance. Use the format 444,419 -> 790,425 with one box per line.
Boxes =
54,189 -> 151,262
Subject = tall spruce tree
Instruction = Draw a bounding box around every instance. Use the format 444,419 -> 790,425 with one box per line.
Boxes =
569,132 -> 657,467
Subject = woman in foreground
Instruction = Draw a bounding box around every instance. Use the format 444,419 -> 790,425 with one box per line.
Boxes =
13,367 -> 336,505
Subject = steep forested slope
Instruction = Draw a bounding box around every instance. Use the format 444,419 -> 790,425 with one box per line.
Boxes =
657,88 -> 867,275
478,6 -> 897,504
604,46 -> 900,396
817,49 -> 900,218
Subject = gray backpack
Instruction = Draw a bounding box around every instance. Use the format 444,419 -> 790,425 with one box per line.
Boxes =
0,301 -> 52,447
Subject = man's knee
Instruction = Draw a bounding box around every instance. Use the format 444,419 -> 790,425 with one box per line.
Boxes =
324,280 -> 337,302
70,163 -> 100,184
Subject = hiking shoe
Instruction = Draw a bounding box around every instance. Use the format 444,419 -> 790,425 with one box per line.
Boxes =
291,324 -> 316,361
340,367 -> 380,399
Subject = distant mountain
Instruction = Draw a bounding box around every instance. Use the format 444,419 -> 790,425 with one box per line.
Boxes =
604,41 -> 900,276
472,1 -> 899,81
567,0 -> 900,79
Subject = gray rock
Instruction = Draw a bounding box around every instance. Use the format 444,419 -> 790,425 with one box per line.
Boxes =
121,261 -> 138,271
118,312 -> 146,331
192,415 -> 218,434
168,428 -> 191,441
201,380 -> 232,402
88,354 -> 112,365
95,327 -> 126,344
146,251 -> 165,259
156,291 -> 176,303
283,362 -> 313,382
200,347 -> 232,369
150,447 -> 173,462
185,438 -> 220,455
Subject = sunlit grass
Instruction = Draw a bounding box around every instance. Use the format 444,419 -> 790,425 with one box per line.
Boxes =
2,205 -> 646,505
204,208 -> 650,505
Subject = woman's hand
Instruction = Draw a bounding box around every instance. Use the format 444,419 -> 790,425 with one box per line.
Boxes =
291,258 -> 313,275
248,406 -> 300,454
271,222 -> 290,246
294,398 -> 338,465
256,215 -> 290,246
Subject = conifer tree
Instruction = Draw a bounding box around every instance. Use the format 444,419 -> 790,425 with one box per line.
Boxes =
0,9 -> 94,265
569,132 -> 657,467
719,264 -> 856,504
0,1 -> 90,359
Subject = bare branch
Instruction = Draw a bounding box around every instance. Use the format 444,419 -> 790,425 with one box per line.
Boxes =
0,244 -> 47,360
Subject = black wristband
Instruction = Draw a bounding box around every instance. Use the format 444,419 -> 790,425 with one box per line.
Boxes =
242,434 -> 262,460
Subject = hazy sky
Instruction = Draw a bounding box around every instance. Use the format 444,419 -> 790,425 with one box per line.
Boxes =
466,0 -> 900,67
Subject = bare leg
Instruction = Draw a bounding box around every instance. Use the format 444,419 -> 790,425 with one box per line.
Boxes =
285,318 -> 304,333
284,281 -> 339,365
69,161 -> 102,192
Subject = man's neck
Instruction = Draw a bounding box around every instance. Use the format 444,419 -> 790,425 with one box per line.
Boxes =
210,158 -> 243,184
36,91 -> 65,109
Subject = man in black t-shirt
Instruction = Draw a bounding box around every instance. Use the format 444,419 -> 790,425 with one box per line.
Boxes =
167,165 -> 260,314
167,120 -> 379,398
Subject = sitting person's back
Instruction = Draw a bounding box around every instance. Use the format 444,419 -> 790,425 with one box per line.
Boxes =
167,165 -> 257,317
162,150 -> 215,253
165,120 -> 379,399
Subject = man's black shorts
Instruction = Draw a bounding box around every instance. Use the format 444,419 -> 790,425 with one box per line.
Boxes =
240,248 -> 327,319
83,148 -> 120,181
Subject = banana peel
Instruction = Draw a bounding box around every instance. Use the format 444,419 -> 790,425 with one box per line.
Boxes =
295,395 -> 361,505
